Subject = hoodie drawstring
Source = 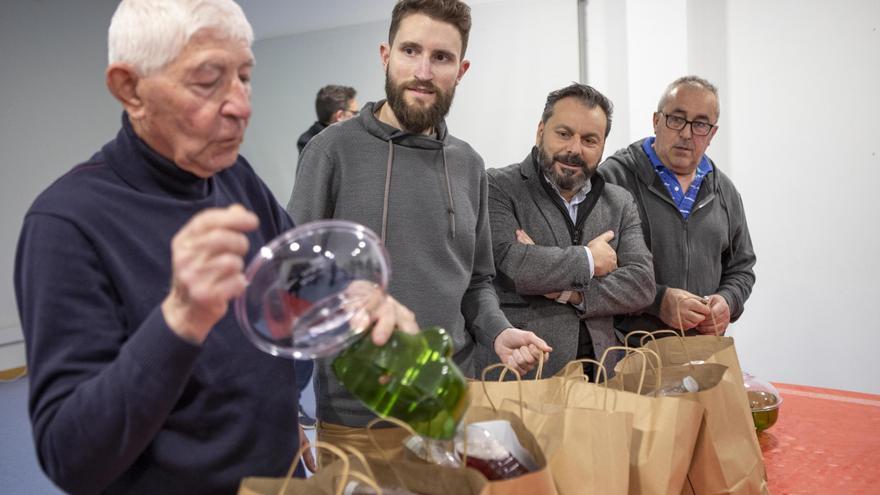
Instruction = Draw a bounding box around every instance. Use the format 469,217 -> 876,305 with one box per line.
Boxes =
381,140 -> 457,243
441,147 -> 456,239
382,140 -> 394,243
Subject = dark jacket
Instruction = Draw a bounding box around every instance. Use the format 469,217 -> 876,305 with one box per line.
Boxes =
479,150 -> 655,377
297,121 -> 328,153
15,114 -> 300,494
599,139 -> 756,337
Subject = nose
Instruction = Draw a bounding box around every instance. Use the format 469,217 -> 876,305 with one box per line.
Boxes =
678,122 -> 693,138
222,78 -> 252,120
414,55 -> 433,81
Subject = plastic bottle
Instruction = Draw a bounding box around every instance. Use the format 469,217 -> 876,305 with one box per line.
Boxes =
332,326 -> 469,440
652,375 -> 700,396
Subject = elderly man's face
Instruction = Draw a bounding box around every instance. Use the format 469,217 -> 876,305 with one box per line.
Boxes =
652,85 -> 718,176
536,97 -> 607,195
133,30 -> 254,178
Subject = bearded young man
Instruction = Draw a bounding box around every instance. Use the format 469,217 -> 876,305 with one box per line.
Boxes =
479,83 -> 655,378
288,0 -> 550,459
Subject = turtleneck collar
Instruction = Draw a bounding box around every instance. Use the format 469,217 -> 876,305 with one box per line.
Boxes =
104,113 -> 213,200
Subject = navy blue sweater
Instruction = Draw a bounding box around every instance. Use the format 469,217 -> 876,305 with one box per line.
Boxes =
14,115 -> 301,494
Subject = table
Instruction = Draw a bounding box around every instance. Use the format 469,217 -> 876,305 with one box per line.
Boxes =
760,383 -> 880,494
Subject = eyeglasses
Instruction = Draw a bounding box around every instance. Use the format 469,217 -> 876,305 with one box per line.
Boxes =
659,112 -> 716,136
345,109 -> 359,116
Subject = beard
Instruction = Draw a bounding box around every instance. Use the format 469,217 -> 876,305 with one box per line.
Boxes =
384,69 -> 455,134
537,141 -> 594,193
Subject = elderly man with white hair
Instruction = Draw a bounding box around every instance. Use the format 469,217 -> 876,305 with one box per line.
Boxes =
13,1 -> 416,493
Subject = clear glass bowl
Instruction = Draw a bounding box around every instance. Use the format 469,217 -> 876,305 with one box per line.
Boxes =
234,220 -> 389,359
743,371 -> 783,432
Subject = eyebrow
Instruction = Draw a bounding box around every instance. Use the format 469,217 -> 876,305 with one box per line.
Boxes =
668,108 -> 712,121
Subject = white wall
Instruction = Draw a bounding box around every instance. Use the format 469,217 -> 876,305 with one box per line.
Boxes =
3,0 -> 879,395
587,0 -> 880,393
243,0 -> 580,204
725,0 -> 880,393
0,0 -> 121,370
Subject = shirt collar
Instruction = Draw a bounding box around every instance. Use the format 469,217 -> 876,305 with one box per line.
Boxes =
641,136 -> 713,176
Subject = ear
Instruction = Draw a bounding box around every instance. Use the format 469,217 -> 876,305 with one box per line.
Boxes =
535,120 -> 545,147
331,108 -> 345,123
652,112 -> 661,134
379,42 -> 391,71
456,58 -> 471,84
106,64 -> 146,119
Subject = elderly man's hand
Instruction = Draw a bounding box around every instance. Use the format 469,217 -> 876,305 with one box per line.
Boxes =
493,328 -> 552,377
695,294 -> 731,335
658,288 -> 711,331
161,204 -> 258,345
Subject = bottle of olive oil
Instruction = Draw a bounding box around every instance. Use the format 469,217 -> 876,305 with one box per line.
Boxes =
332,326 -> 469,440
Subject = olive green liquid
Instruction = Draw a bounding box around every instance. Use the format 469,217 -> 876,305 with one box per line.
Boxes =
751,408 -> 779,432
332,326 -> 469,440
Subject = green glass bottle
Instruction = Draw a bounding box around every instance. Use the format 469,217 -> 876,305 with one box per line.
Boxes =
332,326 -> 470,440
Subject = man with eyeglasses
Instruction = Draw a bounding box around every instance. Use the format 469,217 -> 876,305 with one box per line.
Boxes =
296,84 -> 359,153
600,75 -> 756,339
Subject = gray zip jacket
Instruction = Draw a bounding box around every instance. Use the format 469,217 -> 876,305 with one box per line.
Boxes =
599,139 -> 756,337
288,100 -> 510,427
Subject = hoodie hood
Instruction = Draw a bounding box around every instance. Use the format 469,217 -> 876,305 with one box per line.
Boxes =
359,100 -> 448,149
358,100 -> 456,242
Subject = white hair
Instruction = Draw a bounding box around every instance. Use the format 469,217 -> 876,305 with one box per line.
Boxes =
108,0 -> 254,75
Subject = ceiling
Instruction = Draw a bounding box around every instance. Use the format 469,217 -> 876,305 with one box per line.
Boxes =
236,0 -> 502,40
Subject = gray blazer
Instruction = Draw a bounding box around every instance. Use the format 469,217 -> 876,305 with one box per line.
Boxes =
476,151 -> 655,378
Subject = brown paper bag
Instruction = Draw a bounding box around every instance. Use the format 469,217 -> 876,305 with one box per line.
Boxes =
498,397 -> 633,495
563,348 -> 704,495
609,361 -> 769,495
464,404 -> 559,495
238,441 -> 381,495
482,359 -> 629,495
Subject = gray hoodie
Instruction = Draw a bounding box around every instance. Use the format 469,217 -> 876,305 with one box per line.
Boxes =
599,139 -> 756,338
288,100 -> 510,427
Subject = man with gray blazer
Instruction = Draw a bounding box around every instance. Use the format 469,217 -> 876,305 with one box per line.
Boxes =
480,84 -> 655,378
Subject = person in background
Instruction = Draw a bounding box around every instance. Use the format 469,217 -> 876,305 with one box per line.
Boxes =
13,1 -> 415,493
599,75 -> 756,341
481,83 -> 654,378
297,84 -> 359,153
288,0 -> 550,462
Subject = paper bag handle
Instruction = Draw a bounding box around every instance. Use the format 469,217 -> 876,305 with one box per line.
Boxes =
561,358 -> 610,410
498,351 -> 545,382
599,346 -> 662,395
365,416 -> 418,492
278,441 -> 350,495
480,363 -> 525,419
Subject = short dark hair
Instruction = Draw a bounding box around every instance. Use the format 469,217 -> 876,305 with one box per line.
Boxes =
315,85 -> 357,123
389,0 -> 472,58
541,83 -> 614,138
657,75 -> 720,118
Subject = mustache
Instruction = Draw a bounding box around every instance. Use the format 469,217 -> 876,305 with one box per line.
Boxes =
554,152 -> 587,168
405,81 -> 439,93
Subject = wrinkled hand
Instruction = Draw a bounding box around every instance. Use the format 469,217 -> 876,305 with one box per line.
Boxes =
493,328 -> 552,377
346,281 -> 419,346
299,424 -> 317,473
587,231 -> 617,277
162,205 -> 258,344
696,294 -> 731,335
659,288 -> 711,331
